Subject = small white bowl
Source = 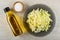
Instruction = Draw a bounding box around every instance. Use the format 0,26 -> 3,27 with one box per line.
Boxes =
12,1 -> 25,13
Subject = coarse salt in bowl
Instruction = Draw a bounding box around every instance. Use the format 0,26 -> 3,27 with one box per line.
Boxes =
12,1 -> 25,13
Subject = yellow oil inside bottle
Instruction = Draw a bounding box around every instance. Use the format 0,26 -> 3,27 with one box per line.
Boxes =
4,7 -> 27,36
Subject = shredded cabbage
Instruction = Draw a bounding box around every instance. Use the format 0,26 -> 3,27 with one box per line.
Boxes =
26,8 -> 52,33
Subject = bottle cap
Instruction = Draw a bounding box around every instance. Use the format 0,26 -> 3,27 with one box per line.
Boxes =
4,7 -> 10,13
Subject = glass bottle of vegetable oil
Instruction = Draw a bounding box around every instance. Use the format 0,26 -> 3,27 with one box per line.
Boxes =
4,7 -> 27,36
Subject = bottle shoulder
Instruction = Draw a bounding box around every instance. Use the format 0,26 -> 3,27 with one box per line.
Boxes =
6,11 -> 14,16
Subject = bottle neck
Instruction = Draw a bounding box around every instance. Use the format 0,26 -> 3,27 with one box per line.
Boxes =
6,11 -> 14,16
